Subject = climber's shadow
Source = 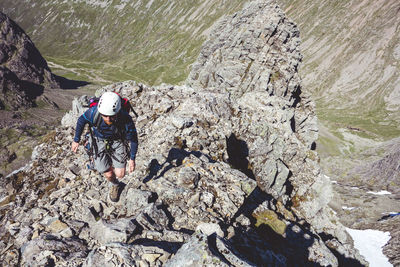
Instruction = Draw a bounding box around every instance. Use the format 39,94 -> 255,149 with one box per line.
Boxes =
143,147 -> 215,183
143,133 -> 254,183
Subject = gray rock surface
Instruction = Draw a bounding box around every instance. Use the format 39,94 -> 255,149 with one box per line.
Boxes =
0,1 -> 366,266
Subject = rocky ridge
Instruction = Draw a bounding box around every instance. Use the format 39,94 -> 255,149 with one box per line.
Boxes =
0,1 -> 366,266
0,11 -> 59,110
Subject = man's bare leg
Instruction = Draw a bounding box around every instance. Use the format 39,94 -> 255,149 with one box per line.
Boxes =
114,167 -> 126,180
103,167 -> 118,183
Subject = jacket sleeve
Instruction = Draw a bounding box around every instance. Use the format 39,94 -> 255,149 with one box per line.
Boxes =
73,108 -> 92,142
124,113 -> 139,160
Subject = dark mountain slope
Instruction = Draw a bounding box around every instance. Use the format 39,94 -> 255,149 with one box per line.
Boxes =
0,11 -> 60,110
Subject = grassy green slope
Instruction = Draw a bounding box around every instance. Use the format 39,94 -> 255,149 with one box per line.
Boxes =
2,0 -> 246,85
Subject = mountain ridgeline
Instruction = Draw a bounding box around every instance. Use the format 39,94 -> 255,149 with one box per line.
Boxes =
0,1 -> 367,266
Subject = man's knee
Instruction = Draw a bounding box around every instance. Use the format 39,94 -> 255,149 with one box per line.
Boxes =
103,167 -> 114,179
114,168 -> 125,179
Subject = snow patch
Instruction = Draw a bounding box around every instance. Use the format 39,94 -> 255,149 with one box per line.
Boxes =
346,228 -> 392,267
367,190 -> 392,195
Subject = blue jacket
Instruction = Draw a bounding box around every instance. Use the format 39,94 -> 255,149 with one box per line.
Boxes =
73,106 -> 138,160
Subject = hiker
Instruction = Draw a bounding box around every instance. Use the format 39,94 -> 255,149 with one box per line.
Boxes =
71,92 -> 138,202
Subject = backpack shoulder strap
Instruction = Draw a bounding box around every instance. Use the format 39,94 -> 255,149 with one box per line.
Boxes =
86,107 -> 100,158
86,106 -> 101,128
92,106 -> 102,128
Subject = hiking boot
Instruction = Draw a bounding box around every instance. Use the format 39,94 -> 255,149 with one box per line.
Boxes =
109,183 -> 120,202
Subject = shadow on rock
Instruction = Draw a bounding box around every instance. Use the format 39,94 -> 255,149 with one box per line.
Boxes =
143,147 -> 215,183
206,234 -> 238,266
224,188 -> 290,265
226,133 -> 255,180
319,232 -> 365,267
20,80 -> 44,100
227,187 -> 365,266
230,187 -> 273,223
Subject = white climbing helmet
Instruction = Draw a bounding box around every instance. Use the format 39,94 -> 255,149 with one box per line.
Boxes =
97,92 -> 121,116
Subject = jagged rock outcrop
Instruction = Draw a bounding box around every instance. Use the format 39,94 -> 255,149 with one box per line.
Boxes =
0,1 -> 367,266
0,11 -> 59,110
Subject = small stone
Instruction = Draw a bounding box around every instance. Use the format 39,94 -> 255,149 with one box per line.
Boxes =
57,178 -> 69,188
177,167 -> 199,189
200,192 -> 214,207
138,260 -> 148,267
63,170 -> 76,180
60,227 -> 74,238
171,117 -> 193,129
47,220 -> 69,233
196,222 -> 224,237
31,229 -> 40,240
8,222 -> 20,235
187,192 -> 200,207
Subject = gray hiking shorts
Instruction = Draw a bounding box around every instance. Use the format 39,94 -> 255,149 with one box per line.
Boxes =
91,137 -> 128,173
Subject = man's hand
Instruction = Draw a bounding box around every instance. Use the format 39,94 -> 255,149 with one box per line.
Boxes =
71,141 -> 79,153
129,159 -> 135,173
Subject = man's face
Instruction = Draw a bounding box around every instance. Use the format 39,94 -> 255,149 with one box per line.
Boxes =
101,114 -> 116,125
